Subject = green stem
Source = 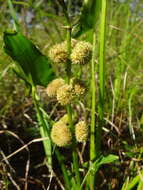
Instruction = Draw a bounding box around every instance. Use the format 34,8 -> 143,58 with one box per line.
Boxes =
65,9 -> 81,189
90,31 -> 96,161
66,25 -> 72,83
96,0 -> 107,157
32,85 -> 52,170
72,148 -> 81,188
90,29 -> 96,190
57,1 -> 81,187
55,149 -> 71,190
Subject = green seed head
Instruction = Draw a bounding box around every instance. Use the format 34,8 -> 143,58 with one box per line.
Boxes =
71,41 -> 92,65
51,121 -> 72,147
57,84 -> 74,105
75,121 -> 88,142
46,78 -> 65,97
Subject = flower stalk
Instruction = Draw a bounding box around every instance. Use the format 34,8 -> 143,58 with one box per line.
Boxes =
32,85 -> 52,171
96,0 -> 107,157
90,29 -> 97,190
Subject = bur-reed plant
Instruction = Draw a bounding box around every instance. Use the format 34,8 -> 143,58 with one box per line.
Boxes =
3,0 -> 121,189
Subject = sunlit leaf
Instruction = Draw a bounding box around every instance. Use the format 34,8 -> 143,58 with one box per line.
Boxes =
91,154 -> 119,173
3,30 -> 55,86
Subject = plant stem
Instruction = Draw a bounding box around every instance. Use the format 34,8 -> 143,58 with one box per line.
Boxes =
96,0 -> 107,157
32,85 -> 52,171
90,31 -> 96,160
66,25 -> 72,83
55,149 -> 71,190
90,29 -> 96,190
56,2 -> 81,188
72,148 -> 81,188
65,9 -> 81,188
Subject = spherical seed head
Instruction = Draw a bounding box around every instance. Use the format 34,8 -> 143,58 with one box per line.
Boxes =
57,84 -> 74,105
70,78 -> 86,96
74,83 -> 85,96
75,121 -> 88,142
48,43 -> 68,64
46,78 -> 65,97
48,39 -> 77,64
51,121 -> 72,147
71,41 -> 92,65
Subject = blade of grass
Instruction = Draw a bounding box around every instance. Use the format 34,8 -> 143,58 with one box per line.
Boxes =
96,0 -> 107,157
32,85 -> 52,171
55,149 -> 71,190
128,88 -> 137,141
89,28 -> 96,190
7,0 -> 19,31
89,1 -> 103,189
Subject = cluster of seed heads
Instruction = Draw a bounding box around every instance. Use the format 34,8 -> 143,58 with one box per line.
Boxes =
48,39 -> 90,147
46,78 -> 86,105
51,117 -> 88,147
48,39 -> 92,65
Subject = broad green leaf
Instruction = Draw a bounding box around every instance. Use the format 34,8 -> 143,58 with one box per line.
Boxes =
98,154 -> 119,165
3,30 -> 55,86
92,154 -> 119,173
72,0 -> 101,37
80,154 -> 118,189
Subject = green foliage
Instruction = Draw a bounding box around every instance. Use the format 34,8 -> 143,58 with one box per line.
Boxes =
72,0 -> 101,37
3,31 -> 55,86
121,170 -> 143,190
80,154 -> 119,189
1,0 -> 143,189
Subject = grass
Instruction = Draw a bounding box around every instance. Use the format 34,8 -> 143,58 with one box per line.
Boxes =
0,0 -> 143,189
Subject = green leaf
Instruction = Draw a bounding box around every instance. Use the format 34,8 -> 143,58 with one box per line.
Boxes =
12,1 -> 29,7
72,0 -> 101,37
3,30 -> 55,86
92,154 -> 119,173
80,154 -> 118,189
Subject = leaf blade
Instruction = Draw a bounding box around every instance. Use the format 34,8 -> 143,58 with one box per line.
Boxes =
3,31 -> 55,86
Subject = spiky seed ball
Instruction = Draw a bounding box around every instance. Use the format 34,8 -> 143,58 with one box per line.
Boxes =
70,78 -> 85,96
48,43 -> 68,64
48,39 -> 78,64
46,78 -> 65,97
51,121 -> 72,147
74,83 -> 85,96
71,41 -> 92,65
57,84 -> 74,105
60,114 -> 69,125
75,121 -> 88,142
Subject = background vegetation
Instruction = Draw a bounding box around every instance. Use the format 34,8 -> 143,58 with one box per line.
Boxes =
0,0 -> 143,189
